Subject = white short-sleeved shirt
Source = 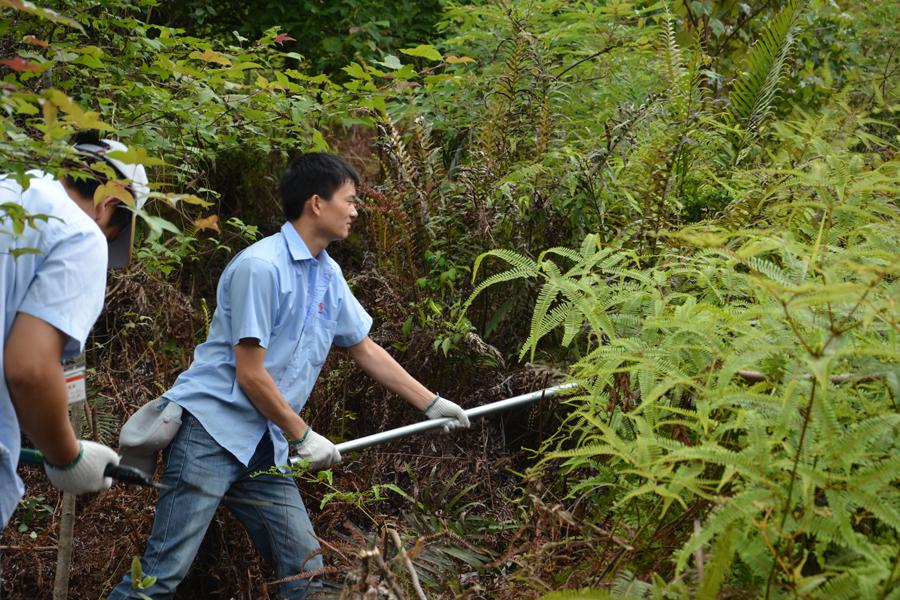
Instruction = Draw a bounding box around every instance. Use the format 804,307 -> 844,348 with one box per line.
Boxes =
0,172 -> 108,529
166,222 -> 372,468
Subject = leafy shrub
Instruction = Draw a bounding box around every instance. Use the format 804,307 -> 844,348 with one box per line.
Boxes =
469,109 -> 899,596
151,0 -> 448,73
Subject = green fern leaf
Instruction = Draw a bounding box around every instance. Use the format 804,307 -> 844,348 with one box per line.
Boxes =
722,0 -> 807,163
462,267 -> 534,314
471,248 -> 538,282
521,302 -> 572,361
745,255 -> 793,286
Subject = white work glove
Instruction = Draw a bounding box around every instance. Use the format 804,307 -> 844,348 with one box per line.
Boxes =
44,440 -> 120,495
424,396 -> 471,432
293,429 -> 342,471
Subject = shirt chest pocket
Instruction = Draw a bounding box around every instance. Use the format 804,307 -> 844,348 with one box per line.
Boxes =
302,315 -> 337,368
276,315 -> 337,392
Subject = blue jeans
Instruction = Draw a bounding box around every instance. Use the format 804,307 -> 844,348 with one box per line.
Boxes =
108,411 -> 323,599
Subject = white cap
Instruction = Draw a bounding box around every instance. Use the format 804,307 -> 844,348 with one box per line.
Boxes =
73,139 -> 149,268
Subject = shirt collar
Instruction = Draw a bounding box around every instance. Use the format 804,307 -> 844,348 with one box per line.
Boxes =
281,221 -> 329,264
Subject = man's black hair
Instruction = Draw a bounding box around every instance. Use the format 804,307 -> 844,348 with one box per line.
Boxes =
65,130 -> 131,230
279,152 -> 360,221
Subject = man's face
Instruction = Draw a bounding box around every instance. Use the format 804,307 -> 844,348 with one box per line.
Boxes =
318,181 -> 359,241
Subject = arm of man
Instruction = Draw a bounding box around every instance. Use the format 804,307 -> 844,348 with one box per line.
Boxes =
7,313 -> 119,493
234,339 -> 308,441
346,336 -> 435,409
234,339 -> 341,469
347,337 -> 469,430
5,313 -> 80,465
228,258 -> 310,441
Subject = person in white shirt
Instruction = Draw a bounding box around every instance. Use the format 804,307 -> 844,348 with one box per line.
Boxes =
0,132 -> 149,533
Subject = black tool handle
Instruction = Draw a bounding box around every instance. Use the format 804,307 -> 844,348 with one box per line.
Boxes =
20,448 -> 156,488
104,463 -> 156,488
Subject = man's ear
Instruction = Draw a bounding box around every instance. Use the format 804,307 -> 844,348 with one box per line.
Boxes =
308,194 -> 323,216
94,196 -> 120,221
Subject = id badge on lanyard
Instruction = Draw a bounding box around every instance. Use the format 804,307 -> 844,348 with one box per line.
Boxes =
62,353 -> 87,404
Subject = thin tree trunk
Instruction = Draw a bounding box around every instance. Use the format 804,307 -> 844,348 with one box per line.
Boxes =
53,403 -> 83,600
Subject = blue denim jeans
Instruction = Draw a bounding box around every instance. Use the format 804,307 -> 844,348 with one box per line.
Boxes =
108,411 -> 323,599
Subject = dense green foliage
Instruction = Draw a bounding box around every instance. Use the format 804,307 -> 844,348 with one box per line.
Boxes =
472,140 -> 899,596
2,0 -> 897,597
461,1 -> 899,597
151,0 -> 447,73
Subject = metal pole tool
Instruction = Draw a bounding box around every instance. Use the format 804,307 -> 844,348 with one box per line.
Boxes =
20,383 -> 577,476
297,382 -> 577,463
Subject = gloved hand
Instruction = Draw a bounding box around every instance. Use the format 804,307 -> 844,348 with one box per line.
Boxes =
424,395 -> 471,432
44,440 -> 120,495
293,429 -> 342,471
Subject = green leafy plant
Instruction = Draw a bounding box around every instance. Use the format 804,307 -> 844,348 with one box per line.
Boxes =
130,556 -> 157,600
466,103 -> 899,595
252,463 -> 412,523
14,495 -> 54,539
152,0 -> 447,73
721,0 -> 808,165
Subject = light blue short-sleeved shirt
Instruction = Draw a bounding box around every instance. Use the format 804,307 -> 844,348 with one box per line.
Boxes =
0,172 -> 108,529
166,222 -> 372,467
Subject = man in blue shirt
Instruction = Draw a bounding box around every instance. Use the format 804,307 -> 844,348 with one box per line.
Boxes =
109,153 -> 469,600
1,134 -> 150,532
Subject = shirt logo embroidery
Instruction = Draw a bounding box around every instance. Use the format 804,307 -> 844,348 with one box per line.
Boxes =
318,302 -> 324,313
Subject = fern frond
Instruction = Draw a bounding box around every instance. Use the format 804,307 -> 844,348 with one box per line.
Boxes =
697,521 -> 739,600
843,487 -> 900,531
547,443 -> 627,462
471,248 -> 539,282
660,10 -> 686,109
610,570 -> 653,600
675,489 -> 768,572
848,453 -> 900,488
521,301 -> 574,361
579,233 -> 601,257
744,256 -> 793,286
538,245 -> 584,266
562,304 -> 584,347
462,267 -> 534,314
666,445 -> 766,481
530,280 -> 565,336
722,0 -> 807,163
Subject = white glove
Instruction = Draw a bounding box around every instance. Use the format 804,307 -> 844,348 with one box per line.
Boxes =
424,396 -> 471,432
294,429 -> 342,471
44,440 -> 120,495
